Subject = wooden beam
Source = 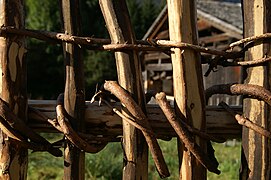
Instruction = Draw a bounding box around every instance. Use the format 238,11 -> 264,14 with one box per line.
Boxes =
197,19 -> 212,31
241,1 -> 271,179
60,1 -> 85,179
167,1 -> 207,179
199,33 -> 229,44
99,0 -> 149,179
0,0 -> 28,179
28,100 -> 241,139
146,63 -> 172,71
144,52 -> 170,61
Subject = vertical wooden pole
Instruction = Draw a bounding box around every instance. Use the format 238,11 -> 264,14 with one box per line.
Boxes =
241,1 -> 271,179
99,1 -> 148,179
0,0 -> 28,179
167,0 -> 207,179
60,1 -> 85,179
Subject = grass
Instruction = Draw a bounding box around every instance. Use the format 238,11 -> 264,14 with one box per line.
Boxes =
27,135 -> 241,179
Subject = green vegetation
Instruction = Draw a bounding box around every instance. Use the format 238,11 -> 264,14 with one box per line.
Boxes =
25,0 -> 164,99
28,137 -> 241,179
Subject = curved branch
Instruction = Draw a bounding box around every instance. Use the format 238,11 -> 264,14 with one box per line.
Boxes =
56,94 -> 107,153
103,81 -> 170,178
205,83 -> 271,106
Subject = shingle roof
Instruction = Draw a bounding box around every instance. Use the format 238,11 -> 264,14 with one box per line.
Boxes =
143,0 -> 243,40
197,0 -> 243,30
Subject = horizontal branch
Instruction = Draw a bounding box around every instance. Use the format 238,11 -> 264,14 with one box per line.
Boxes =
229,33 -> 271,49
205,83 -> 271,106
0,26 -> 234,57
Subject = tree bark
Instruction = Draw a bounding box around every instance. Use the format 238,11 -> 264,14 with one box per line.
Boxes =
167,0 -> 207,179
99,1 -> 148,179
60,0 -> 85,179
241,1 -> 271,179
0,0 -> 28,179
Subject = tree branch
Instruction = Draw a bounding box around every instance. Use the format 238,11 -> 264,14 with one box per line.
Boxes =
219,102 -> 271,138
103,81 -> 170,178
153,92 -> 220,175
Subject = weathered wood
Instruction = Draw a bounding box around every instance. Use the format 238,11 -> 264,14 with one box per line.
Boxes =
146,63 -> 172,71
0,0 -> 28,179
103,81 -> 169,178
167,0 -> 207,179
199,33 -> 229,44
99,1 -> 149,179
154,92 -> 220,174
0,26 -> 236,56
60,0 -> 85,179
28,101 -> 242,139
241,1 -> 271,179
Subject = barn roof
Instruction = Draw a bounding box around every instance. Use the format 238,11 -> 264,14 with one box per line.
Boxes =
143,0 -> 243,40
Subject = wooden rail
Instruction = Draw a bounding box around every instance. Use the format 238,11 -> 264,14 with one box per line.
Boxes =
28,100 -> 241,140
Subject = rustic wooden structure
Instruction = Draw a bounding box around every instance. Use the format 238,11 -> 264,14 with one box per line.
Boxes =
142,1 -> 243,106
0,0 -> 271,179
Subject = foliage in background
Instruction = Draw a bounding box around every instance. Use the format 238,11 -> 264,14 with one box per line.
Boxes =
25,0 -> 64,99
28,136 -> 241,179
25,0 -> 163,99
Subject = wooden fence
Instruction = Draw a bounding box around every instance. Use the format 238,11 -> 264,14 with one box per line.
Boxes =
0,0 -> 271,179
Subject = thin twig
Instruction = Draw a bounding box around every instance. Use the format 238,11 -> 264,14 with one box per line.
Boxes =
229,33 -> 271,49
100,99 -> 155,136
103,81 -> 170,178
179,120 -> 226,143
235,56 -> 271,66
56,94 -> 107,153
205,83 -> 271,106
153,92 -> 220,175
205,56 -> 271,67
219,102 -> 271,138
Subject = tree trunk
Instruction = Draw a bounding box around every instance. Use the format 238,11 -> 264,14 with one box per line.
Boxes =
60,0 -> 85,179
0,0 -> 28,179
241,1 -> 271,179
167,0 -> 207,179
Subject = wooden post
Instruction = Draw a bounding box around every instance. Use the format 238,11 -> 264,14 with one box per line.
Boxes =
99,0 -> 148,179
167,0 -> 207,179
241,1 -> 271,179
0,0 -> 28,179
60,1 -> 85,179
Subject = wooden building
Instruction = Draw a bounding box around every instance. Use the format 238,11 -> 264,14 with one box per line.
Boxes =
142,0 -> 243,105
